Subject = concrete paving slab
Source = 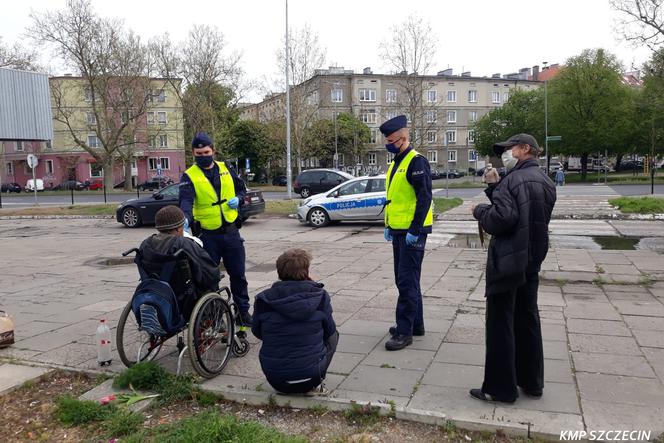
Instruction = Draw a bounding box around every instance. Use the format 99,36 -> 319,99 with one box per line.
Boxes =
569,333 -> 641,355
434,343 -> 484,366
611,299 -> 664,317
572,352 -> 656,378
339,365 -> 423,397
327,352 -> 364,375
0,363 -> 50,395
420,362 -> 483,389
336,334 -> 383,354
631,329 -> 664,348
409,384 -> 495,422
581,400 -> 664,441
566,319 -> 631,336
577,373 -> 664,407
492,407 -> 584,438
363,348 -> 435,371
500,382 -> 581,414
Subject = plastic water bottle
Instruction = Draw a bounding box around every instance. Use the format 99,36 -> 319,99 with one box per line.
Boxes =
96,319 -> 112,366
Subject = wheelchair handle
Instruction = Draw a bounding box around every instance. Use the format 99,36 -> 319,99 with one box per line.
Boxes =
172,248 -> 186,258
122,247 -> 139,257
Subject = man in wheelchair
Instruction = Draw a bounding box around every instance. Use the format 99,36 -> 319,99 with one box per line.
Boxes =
137,205 -> 220,317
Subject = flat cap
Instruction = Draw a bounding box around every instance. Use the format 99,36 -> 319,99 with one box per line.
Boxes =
379,115 -> 408,137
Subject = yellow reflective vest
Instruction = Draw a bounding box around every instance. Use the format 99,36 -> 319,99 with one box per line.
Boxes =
185,161 -> 238,230
385,149 -> 434,230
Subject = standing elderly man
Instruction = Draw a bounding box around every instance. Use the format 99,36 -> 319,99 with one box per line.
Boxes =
179,131 -> 252,326
470,134 -> 556,403
380,115 -> 433,351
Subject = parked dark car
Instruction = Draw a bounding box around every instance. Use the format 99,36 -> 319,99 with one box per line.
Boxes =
446,169 -> 467,179
272,175 -> 288,186
615,161 -> 644,172
116,183 -> 265,228
431,170 -> 445,180
1,182 -> 21,193
53,180 -> 86,191
293,169 -> 354,198
138,176 -> 174,191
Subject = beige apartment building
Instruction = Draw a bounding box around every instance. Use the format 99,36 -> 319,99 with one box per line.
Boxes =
241,67 -> 542,175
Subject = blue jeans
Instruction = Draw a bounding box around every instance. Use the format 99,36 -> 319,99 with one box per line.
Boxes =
200,229 -> 250,313
392,233 -> 427,336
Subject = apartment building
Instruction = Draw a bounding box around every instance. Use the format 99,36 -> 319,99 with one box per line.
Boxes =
241,66 -> 542,175
46,76 -> 185,187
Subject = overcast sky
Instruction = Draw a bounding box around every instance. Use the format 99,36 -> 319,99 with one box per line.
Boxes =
2,0 -> 653,101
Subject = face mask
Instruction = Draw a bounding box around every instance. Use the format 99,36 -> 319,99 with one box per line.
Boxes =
501,150 -> 518,170
385,142 -> 401,154
195,155 -> 214,168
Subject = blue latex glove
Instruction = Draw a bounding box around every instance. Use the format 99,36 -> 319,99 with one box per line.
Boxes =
406,232 -> 419,246
227,196 -> 240,209
183,217 -> 191,234
384,228 -> 393,242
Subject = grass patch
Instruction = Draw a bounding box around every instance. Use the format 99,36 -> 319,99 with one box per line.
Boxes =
0,204 -> 116,216
432,180 -> 484,189
55,395 -> 111,426
563,171 -> 664,184
122,410 -> 307,443
307,404 -> 328,416
265,200 -> 300,216
113,361 -> 197,405
343,402 -> 381,427
608,196 -> 664,214
433,197 -> 463,214
102,408 -> 145,436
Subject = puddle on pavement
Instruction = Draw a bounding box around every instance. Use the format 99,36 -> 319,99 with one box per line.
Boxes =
446,234 -> 663,252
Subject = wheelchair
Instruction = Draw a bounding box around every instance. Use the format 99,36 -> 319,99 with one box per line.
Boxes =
116,247 -> 250,378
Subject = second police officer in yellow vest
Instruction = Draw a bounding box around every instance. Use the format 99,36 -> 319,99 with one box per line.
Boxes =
380,115 -> 433,351
179,132 -> 252,325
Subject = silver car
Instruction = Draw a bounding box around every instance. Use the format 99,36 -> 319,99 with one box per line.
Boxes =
297,175 -> 387,227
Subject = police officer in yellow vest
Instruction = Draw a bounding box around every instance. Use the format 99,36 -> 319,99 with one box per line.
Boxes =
380,115 -> 433,351
179,131 -> 252,325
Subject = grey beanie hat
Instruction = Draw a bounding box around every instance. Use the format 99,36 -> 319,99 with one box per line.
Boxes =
155,205 -> 186,231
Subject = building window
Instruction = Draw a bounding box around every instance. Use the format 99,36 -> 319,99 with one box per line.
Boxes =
160,157 -> 170,170
427,150 -> 438,163
87,135 -> 100,148
468,90 -> 477,103
158,134 -> 168,148
368,153 -> 376,165
15,141 -> 24,152
359,89 -> 376,102
355,155 -> 363,165
6,162 -> 13,175
155,89 -> 166,102
86,112 -> 97,125
468,149 -> 477,161
370,128 -> 378,144
448,150 -> 457,162
425,110 -> 437,123
338,153 -> 344,167
84,88 -> 92,102
385,110 -> 397,120
44,141 -> 52,150
492,92 -> 500,104
90,163 -> 103,178
307,91 -> 318,105
447,110 -> 457,123
426,130 -> 437,143
427,90 -> 437,102
331,88 -> 343,102
157,111 -> 167,124
447,90 -> 457,102
360,109 -> 377,124
468,130 -> 475,143
445,130 -> 457,144
148,136 -> 156,148
148,157 -> 159,170
503,92 -> 510,102
386,152 -> 394,163
45,159 -> 54,175
147,112 -> 155,125
385,89 -> 397,102
469,111 -> 478,122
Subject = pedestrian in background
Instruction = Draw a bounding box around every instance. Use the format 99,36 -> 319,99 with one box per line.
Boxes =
555,168 -> 565,186
380,115 -> 433,351
482,163 -> 500,185
470,134 -> 556,403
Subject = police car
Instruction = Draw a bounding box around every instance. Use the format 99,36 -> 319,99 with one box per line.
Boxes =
297,175 -> 387,227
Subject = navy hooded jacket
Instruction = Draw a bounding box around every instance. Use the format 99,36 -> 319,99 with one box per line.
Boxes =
251,280 -> 336,382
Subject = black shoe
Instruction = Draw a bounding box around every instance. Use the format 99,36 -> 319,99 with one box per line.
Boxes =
520,388 -> 542,398
389,325 -> 425,337
385,334 -> 413,351
238,311 -> 253,326
469,388 -> 516,404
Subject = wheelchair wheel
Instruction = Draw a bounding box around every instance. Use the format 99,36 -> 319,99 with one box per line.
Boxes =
232,336 -> 250,357
188,292 -> 234,378
116,301 -> 163,367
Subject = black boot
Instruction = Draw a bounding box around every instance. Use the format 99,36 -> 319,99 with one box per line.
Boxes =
385,334 -> 413,351
389,325 -> 425,337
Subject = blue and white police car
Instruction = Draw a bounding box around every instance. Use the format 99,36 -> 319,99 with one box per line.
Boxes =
297,175 -> 387,227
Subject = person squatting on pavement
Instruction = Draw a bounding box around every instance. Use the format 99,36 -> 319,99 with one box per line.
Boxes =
470,134 -> 556,403
252,248 -> 338,395
179,131 -> 253,326
380,115 -> 434,351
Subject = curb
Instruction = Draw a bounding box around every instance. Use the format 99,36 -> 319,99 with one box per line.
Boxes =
0,215 -> 115,220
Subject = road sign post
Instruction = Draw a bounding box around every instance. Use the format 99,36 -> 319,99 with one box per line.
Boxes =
26,154 -> 38,206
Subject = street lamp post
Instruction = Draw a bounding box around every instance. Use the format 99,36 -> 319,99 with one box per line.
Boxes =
284,0 -> 292,199
334,91 -> 338,170
543,61 -> 549,175
445,135 -> 449,198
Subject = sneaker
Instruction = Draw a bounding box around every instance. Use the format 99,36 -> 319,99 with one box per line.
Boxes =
520,387 -> 543,398
238,311 -> 253,326
389,325 -> 425,337
304,384 -> 329,397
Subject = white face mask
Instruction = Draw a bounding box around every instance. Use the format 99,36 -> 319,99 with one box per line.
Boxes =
501,149 -> 518,170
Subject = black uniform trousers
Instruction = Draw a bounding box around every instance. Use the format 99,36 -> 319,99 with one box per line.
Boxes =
200,229 -> 250,314
482,271 -> 544,401
392,233 -> 427,336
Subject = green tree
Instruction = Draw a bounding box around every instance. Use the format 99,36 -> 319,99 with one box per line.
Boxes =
227,120 -> 276,176
473,88 -> 545,156
548,48 -> 635,180
638,48 -> 664,166
303,113 -> 370,168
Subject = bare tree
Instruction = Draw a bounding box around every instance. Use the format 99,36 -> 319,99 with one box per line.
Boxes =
379,14 -> 439,151
0,37 -> 41,71
274,24 -> 326,173
612,0 -> 664,50
30,0 -> 162,190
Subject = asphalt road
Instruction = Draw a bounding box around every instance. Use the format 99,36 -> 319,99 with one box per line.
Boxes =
1,184 -> 663,209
